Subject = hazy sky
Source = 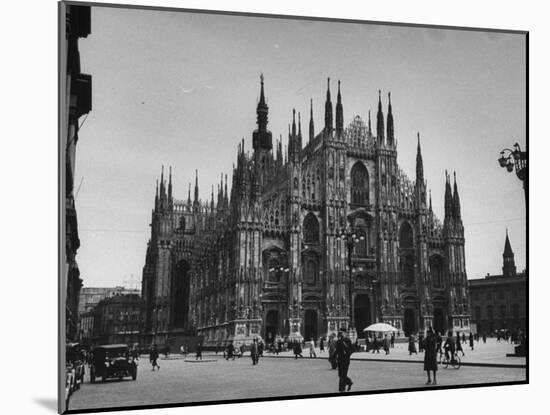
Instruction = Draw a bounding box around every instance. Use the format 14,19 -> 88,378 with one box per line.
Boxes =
76,6 -> 526,288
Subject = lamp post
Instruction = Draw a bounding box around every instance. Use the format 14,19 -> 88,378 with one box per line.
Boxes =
336,229 -> 365,341
498,142 -> 527,204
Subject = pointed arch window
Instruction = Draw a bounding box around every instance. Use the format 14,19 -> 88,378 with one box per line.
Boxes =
351,162 -> 369,205
401,255 -> 415,287
303,213 -> 320,244
304,257 -> 319,285
429,255 -> 444,288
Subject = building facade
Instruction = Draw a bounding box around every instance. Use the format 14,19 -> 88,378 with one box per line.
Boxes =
89,294 -> 143,346
63,4 -> 92,342
469,231 -> 526,334
141,77 -> 469,347
78,286 -> 141,315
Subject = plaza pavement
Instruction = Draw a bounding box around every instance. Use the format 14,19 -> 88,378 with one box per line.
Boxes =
261,337 -> 526,367
68,338 -> 526,412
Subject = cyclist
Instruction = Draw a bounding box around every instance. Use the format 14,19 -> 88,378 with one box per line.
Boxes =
443,330 -> 456,363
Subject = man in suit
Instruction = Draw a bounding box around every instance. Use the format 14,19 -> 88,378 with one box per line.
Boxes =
334,328 -> 353,392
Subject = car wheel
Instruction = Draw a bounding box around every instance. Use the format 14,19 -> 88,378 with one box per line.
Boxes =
102,374 -> 107,383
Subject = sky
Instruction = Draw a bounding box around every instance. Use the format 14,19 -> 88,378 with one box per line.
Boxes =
76,6 -> 526,288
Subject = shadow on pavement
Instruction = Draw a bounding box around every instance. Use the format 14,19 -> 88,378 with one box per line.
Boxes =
34,398 -> 57,413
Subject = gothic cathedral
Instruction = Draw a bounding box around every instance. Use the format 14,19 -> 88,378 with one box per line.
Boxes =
141,76 -> 470,347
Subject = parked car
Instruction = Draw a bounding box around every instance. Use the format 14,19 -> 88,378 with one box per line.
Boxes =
65,343 -> 86,408
90,344 -> 137,383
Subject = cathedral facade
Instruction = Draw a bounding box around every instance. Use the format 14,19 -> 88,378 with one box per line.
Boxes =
140,76 -> 470,347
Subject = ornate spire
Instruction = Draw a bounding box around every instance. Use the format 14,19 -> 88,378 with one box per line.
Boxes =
416,133 -> 424,183
194,169 -> 199,205
211,185 -> 215,211
224,174 -> 228,206
429,189 -> 433,213
187,182 -> 191,205
324,77 -> 333,134
292,108 -> 296,137
253,74 -> 272,151
444,170 -> 452,219
376,89 -> 385,145
155,179 -> 159,207
387,92 -> 394,147
368,110 -> 372,136
168,166 -> 173,201
277,135 -> 283,164
160,165 -> 165,198
502,229 -> 517,277
298,111 -> 302,149
453,171 -> 461,219
335,80 -> 343,135
309,98 -> 314,142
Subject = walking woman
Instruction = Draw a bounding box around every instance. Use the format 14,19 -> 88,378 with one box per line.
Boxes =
408,334 -> 418,355
455,331 -> 465,357
423,327 -> 438,385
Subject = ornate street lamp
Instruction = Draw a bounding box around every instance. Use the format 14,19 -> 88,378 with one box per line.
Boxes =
498,142 -> 527,204
336,229 -> 365,340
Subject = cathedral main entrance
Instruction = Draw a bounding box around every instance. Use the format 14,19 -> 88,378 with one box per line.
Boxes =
265,310 -> 278,344
172,260 -> 190,329
354,294 -> 371,338
304,309 -> 318,341
404,308 -> 416,336
433,308 -> 446,335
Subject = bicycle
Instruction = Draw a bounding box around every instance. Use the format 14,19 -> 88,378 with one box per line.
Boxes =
441,351 -> 461,369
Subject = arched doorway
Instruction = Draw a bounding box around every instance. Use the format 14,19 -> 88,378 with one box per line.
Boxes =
354,294 -> 371,338
172,260 -> 190,329
433,308 -> 446,335
265,310 -> 278,344
304,309 -> 318,341
404,308 -> 416,336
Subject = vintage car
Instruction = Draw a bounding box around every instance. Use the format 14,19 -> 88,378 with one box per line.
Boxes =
65,343 -> 86,408
90,344 -> 137,383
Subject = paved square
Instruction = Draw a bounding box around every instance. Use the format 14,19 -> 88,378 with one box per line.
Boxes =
69,351 -> 526,411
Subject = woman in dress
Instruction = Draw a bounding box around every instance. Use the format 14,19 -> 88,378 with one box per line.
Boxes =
423,327 -> 438,385
408,334 -> 417,355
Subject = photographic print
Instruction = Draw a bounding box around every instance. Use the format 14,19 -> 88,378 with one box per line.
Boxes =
60,1 -> 527,413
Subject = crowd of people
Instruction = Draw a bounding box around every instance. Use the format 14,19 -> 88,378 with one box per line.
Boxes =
140,326 -> 526,393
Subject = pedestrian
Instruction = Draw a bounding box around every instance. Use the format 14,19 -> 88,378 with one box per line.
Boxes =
462,333 -> 466,344
335,328 -> 353,392
365,335 -> 371,352
309,338 -> 317,358
443,330 -> 456,362
251,338 -> 259,365
372,336 -> 380,353
196,342 -> 202,361
258,340 -> 264,357
435,331 -> 443,363
150,344 -> 160,371
390,332 -> 395,348
408,334 -> 417,355
328,334 -> 338,369
383,334 -> 390,355
469,332 -> 474,351
455,331 -> 465,357
180,345 -> 185,356
293,340 -> 303,359
482,332 -> 487,344
226,341 -> 235,360
319,337 -> 325,353
418,332 -> 425,352
423,327 -> 438,385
